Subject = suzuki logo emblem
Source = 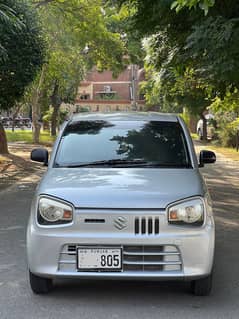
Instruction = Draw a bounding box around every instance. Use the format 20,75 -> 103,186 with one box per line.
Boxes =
113,216 -> 128,230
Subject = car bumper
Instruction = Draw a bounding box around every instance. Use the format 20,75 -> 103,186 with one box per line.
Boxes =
27,217 -> 215,281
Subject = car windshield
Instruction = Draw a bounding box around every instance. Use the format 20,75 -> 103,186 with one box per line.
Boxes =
54,120 -> 191,168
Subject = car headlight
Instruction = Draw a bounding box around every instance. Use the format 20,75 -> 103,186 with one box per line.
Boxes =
38,197 -> 73,225
168,198 -> 204,226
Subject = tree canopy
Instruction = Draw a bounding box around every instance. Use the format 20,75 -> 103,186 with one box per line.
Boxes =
28,0 -> 128,137
117,0 -> 239,117
0,2 -> 25,61
0,0 -> 45,110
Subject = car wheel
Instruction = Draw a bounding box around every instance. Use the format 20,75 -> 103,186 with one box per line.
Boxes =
29,271 -> 53,294
191,273 -> 213,296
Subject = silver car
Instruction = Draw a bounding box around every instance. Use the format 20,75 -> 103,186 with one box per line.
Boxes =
27,113 -> 216,296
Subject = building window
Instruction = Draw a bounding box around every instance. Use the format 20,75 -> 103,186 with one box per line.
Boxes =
103,85 -> 112,93
80,94 -> 90,100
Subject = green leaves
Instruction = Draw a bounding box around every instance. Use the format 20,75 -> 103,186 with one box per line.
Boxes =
0,2 -> 25,62
185,16 -> 239,91
0,0 -> 45,110
171,0 -> 215,14
118,0 -> 239,117
0,3 -> 24,28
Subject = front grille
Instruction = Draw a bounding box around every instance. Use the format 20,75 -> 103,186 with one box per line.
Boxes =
134,217 -> 160,235
58,245 -> 182,273
123,245 -> 181,272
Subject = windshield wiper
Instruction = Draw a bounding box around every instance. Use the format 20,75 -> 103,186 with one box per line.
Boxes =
57,159 -> 149,168
143,162 -> 192,168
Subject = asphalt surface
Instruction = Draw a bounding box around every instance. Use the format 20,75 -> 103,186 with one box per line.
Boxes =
0,153 -> 239,319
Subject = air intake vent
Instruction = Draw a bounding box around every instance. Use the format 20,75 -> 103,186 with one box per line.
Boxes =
135,217 -> 160,235
84,219 -> 105,224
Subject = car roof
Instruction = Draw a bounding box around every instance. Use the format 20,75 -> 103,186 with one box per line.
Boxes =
70,112 -> 179,123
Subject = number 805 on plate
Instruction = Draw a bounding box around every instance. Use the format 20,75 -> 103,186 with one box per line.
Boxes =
77,247 -> 122,271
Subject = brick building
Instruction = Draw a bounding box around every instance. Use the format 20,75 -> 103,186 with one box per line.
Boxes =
68,65 -> 146,113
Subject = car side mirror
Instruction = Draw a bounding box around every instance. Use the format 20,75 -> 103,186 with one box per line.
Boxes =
199,150 -> 216,167
31,148 -> 49,166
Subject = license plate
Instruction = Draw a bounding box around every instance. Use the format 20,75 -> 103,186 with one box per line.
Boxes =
77,247 -> 122,271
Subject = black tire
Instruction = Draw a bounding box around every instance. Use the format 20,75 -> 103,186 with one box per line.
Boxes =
29,271 -> 53,294
191,273 -> 213,296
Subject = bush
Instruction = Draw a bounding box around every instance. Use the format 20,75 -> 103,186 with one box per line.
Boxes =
217,118 -> 239,147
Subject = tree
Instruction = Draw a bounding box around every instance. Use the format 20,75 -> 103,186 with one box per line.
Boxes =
118,0 -> 239,94
104,3 -> 144,65
29,0 -> 126,139
142,33 -> 212,138
116,0 -> 239,139
0,2 -> 25,62
0,0 -> 45,153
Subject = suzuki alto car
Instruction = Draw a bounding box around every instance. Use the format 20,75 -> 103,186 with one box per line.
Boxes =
27,113 -> 216,296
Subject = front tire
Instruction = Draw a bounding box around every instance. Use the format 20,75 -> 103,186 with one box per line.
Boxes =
191,273 -> 213,296
29,271 -> 53,294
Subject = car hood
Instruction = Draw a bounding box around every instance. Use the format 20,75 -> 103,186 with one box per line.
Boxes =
37,168 -> 205,209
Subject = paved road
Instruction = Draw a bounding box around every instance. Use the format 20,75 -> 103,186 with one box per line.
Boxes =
0,153 -> 239,319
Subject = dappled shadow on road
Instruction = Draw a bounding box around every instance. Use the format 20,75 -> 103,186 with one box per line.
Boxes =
0,143 -> 47,191
201,161 -> 239,228
200,158 -> 239,311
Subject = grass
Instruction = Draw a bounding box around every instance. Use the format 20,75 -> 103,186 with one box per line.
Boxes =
191,133 -> 198,140
6,130 -> 55,145
191,134 -> 239,161
204,144 -> 239,161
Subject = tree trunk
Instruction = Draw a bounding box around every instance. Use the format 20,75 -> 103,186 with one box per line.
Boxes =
0,122 -> 8,154
201,113 -> 207,141
32,65 -> 46,144
11,104 -> 22,132
50,81 -> 61,136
